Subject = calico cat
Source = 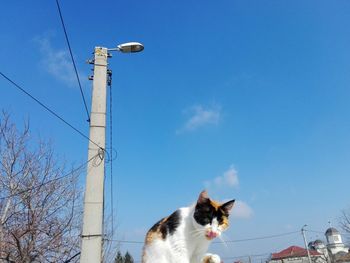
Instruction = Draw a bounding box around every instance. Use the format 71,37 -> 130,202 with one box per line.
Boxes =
142,190 -> 235,263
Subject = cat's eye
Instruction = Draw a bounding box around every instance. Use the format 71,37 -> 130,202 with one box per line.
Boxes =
201,207 -> 211,213
203,218 -> 211,224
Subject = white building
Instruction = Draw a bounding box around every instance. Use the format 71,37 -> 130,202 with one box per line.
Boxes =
325,227 -> 349,256
309,227 -> 349,263
268,246 -> 326,263
309,239 -> 330,259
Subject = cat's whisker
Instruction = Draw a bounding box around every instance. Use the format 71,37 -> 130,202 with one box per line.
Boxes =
189,228 -> 203,234
189,228 -> 204,235
217,234 -> 228,248
189,229 -> 204,238
194,230 -> 205,236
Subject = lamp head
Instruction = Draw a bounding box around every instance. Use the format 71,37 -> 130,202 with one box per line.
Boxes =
116,42 -> 144,53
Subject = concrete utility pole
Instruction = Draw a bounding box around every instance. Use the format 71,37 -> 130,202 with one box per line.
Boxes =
80,47 -> 108,263
301,225 -> 313,263
80,42 -> 143,263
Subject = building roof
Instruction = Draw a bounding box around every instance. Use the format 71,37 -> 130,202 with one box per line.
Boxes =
271,246 -> 322,260
314,239 -> 325,245
325,227 -> 340,236
309,239 -> 326,251
309,239 -> 325,247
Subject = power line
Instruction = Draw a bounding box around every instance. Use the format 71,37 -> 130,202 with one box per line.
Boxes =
213,230 -> 300,244
55,0 -> 90,122
132,252 -> 272,263
129,235 -> 298,263
108,69 -> 115,237
0,71 -> 102,150
105,240 -> 143,244
0,153 -> 100,201
222,252 -> 271,260
307,230 -> 325,234
308,229 -> 348,236
63,252 -> 81,263
104,230 -> 300,244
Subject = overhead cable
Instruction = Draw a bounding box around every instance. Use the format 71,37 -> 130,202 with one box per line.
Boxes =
104,230 -> 300,244
214,230 -> 300,243
108,70 -> 115,237
0,153 -> 100,201
55,0 -> 91,122
0,71 -> 102,150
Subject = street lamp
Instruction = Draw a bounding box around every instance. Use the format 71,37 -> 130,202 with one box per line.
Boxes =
80,42 -> 144,263
108,41 -> 144,53
302,224 -> 313,263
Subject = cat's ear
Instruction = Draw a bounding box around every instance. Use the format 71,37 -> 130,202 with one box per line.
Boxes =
221,200 -> 235,214
197,190 -> 209,204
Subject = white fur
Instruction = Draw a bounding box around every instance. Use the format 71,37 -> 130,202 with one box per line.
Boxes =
142,205 -> 222,263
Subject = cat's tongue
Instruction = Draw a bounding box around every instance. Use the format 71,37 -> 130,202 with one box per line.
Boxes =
206,231 -> 217,240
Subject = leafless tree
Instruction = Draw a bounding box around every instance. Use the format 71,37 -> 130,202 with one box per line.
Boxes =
0,112 -> 83,263
102,215 -> 120,263
339,207 -> 350,250
340,208 -> 350,235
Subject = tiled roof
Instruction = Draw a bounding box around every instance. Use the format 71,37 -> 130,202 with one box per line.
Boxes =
271,246 -> 321,260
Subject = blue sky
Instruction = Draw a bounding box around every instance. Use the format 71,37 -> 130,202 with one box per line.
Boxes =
1,0 -> 350,262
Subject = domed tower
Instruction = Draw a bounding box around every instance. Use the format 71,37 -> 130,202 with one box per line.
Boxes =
314,239 -> 326,248
325,227 -> 348,255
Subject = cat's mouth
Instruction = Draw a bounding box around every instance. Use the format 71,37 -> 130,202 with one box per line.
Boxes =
205,231 -> 218,240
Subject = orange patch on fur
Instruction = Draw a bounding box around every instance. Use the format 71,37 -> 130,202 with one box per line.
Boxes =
202,255 -> 215,263
145,230 -> 161,245
210,200 -> 221,211
220,214 -> 229,230
144,217 -> 168,245
210,200 -> 230,229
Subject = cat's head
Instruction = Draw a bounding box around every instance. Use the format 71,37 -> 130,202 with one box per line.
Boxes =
193,190 -> 235,240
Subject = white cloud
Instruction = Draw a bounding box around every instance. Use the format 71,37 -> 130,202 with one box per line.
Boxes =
203,166 -> 253,219
35,36 -> 84,87
176,104 -> 221,134
205,165 -> 239,189
231,200 -> 254,219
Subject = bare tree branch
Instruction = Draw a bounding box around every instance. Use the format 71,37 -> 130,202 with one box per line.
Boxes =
0,112 -> 82,263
